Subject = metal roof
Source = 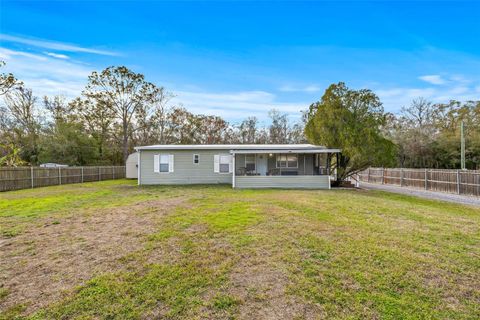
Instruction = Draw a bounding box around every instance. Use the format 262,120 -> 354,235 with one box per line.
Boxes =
135,144 -> 340,153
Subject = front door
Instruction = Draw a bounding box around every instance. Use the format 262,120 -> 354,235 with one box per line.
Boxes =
257,154 -> 268,176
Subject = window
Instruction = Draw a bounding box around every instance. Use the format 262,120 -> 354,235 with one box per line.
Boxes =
159,154 -> 169,172
245,154 -> 256,171
154,154 -> 174,173
276,154 -> 298,168
219,155 -> 230,173
287,154 -> 298,168
193,154 -> 199,164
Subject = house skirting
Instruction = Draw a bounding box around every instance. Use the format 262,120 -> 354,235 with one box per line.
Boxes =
234,175 -> 331,189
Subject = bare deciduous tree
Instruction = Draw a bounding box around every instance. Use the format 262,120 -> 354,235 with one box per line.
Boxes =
238,116 -> 258,143
4,88 -> 41,163
82,66 -> 159,161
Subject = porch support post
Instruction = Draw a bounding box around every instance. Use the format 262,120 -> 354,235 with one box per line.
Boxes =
335,153 -> 339,181
303,154 -> 306,175
232,153 -> 236,188
326,154 -> 331,176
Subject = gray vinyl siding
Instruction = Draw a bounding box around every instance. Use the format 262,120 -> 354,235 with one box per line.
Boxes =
139,149 -> 327,188
139,150 -> 232,185
235,175 -> 330,189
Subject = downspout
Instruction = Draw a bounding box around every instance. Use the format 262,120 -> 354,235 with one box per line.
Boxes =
232,153 -> 236,189
137,150 -> 141,186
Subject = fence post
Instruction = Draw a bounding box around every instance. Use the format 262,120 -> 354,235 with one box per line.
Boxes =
112,166 -> 115,179
31,166 -> 34,188
425,168 -> 428,190
81,167 -> 84,183
382,167 -> 385,184
98,167 -> 101,181
59,167 -> 61,185
400,168 -> 404,187
367,168 -> 371,183
456,170 -> 460,194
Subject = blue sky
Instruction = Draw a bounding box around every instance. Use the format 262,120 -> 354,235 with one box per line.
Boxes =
1,1 -> 480,123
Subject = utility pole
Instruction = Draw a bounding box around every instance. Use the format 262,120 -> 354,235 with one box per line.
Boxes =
461,121 -> 465,170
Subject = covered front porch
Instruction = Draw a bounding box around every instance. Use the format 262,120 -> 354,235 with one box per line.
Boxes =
230,147 -> 340,189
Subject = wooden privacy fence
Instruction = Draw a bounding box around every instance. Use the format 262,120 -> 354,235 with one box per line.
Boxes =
358,168 -> 480,196
358,167 -> 480,197
0,166 -> 126,192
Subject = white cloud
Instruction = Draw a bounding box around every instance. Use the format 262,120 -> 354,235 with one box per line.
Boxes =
418,74 -> 446,85
279,84 -> 322,93
450,75 -> 471,84
377,85 -> 480,113
0,34 -> 118,56
449,86 -> 469,95
0,48 -> 91,98
1,46 -> 307,122
0,48 -> 47,61
44,52 -> 69,59
172,90 -> 306,122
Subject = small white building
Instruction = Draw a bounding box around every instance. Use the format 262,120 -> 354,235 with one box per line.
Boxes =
126,152 -> 138,179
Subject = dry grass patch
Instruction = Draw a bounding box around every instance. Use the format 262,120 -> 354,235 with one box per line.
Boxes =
0,198 -> 186,315
1,182 -> 479,319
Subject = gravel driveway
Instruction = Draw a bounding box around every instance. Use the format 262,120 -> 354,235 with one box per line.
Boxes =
359,182 -> 480,208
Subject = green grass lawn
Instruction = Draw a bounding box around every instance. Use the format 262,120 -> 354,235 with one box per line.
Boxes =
1,180 -> 479,319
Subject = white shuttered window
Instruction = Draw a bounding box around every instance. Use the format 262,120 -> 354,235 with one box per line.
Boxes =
220,155 -> 230,173
214,154 -> 232,173
159,154 -> 169,172
168,155 -> 174,172
154,155 -> 160,173
154,154 -> 174,173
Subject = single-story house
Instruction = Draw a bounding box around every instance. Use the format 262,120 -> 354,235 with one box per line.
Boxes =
134,144 -> 341,189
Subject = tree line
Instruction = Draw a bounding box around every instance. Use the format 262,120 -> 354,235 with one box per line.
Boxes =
386,98 -> 479,169
1,62 -> 478,173
305,83 -> 480,180
0,63 -> 305,166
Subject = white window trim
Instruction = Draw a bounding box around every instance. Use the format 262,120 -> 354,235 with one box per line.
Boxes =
218,154 -> 232,174
157,154 -> 174,174
193,153 -> 200,165
276,153 -> 299,169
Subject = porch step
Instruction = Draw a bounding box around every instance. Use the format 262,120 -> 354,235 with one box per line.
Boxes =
337,181 -> 355,188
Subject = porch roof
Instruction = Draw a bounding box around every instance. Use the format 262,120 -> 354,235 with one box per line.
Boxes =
230,148 -> 340,154
135,143 -> 341,153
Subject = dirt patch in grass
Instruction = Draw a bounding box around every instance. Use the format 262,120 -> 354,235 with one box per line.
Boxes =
2,184 -> 479,319
193,203 -> 325,320
227,256 -> 323,320
0,197 -> 185,315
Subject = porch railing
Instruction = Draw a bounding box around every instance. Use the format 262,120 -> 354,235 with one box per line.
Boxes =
235,167 -> 330,176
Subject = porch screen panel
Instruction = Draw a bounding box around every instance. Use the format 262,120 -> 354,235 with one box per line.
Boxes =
287,154 -> 298,168
245,154 -> 256,171
277,154 -> 287,168
276,154 -> 298,168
